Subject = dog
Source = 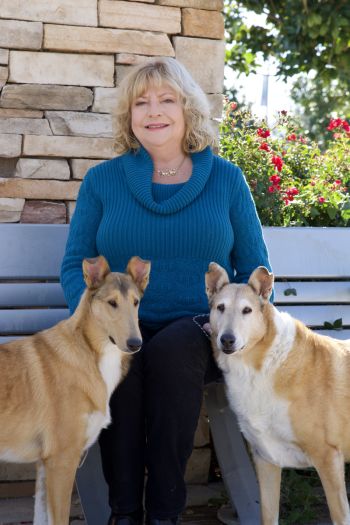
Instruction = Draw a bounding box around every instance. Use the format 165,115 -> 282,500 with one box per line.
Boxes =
205,263 -> 350,525
0,255 -> 150,525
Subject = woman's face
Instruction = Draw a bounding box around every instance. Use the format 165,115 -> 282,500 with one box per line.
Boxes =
131,84 -> 186,154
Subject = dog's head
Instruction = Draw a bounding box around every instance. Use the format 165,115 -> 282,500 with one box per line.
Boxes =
205,264 -> 273,355
82,255 -> 151,354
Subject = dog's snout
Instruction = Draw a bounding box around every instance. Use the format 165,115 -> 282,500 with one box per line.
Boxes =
126,337 -> 142,353
220,332 -> 236,354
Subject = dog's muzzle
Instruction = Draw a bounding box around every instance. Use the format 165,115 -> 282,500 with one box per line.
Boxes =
220,332 -> 236,354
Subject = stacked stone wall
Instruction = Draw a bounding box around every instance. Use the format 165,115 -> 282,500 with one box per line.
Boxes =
0,0 -> 225,223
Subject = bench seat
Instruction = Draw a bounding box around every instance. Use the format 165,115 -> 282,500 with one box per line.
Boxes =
0,223 -> 349,525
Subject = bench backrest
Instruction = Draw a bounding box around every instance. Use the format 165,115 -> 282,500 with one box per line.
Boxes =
0,224 -> 349,342
264,227 -> 350,339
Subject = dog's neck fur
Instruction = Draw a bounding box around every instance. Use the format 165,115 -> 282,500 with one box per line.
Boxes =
68,290 -> 107,353
49,290 -> 131,413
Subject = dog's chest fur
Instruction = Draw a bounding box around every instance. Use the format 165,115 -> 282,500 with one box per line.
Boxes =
84,342 -> 122,450
219,311 -> 312,469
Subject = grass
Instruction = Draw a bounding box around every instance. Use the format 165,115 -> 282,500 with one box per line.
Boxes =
280,469 -> 325,525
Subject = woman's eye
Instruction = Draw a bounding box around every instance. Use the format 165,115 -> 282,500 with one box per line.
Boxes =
134,298 -> 139,307
163,98 -> 174,103
108,300 -> 118,308
134,100 -> 146,106
242,306 -> 252,314
217,304 -> 225,312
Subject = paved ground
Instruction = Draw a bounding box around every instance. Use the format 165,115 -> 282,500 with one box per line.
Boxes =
0,483 -> 226,525
0,480 -> 334,525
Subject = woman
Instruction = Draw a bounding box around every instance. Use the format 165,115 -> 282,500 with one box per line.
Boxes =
61,58 -> 272,525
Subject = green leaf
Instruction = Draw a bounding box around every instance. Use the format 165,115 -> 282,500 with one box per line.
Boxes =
323,318 -> 343,330
284,288 -> 297,296
323,321 -> 334,329
334,318 -> 343,329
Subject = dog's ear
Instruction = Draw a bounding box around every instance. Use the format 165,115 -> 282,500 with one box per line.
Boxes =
83,256 -> 110,289
127,256 -> 151,293
248,266 -> 274,301
205,262 -> 230,303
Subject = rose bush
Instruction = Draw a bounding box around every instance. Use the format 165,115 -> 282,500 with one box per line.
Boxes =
219,103 -> 350,226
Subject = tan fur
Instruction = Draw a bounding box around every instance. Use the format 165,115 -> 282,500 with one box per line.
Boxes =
0,255 -> 150,525
206,264 -> 350,525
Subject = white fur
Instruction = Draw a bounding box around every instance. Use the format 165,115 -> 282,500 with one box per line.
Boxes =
33,461 -> 50,525
84,341 -> 122,450
220,309 -> 312,468
0,444 -> 39,463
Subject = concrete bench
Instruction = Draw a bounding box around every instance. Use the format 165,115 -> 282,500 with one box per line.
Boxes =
0,224 -> 349,525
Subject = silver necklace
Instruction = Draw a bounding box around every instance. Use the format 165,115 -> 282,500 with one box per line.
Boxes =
156,156 -> 187,177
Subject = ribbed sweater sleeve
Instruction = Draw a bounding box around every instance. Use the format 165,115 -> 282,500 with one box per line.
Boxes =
229,168 -> 271,283
60,172 -> 102,313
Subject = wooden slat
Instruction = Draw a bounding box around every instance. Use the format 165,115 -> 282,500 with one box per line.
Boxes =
0,309 -> 69,334
313,330 -> 350,340
0,224 -> 68,279
263,227 -> 350,278
0,336 -> 24,343
280,305 -> 350,327
274,282 -> 350,304
0,283 -> 66,307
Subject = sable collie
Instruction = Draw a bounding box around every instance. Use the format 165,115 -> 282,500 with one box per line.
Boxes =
205,263 -> 350,525
0,255 -> 150,525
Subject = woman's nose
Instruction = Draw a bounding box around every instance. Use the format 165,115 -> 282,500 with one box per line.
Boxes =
148,100 -> 162,116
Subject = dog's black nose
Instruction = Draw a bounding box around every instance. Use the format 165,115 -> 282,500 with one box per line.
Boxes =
127,337 -> 142,353
220,332 -> 236,354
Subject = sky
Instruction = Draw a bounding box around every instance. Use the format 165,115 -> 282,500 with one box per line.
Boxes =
224,9 -> 295,124
225,66 -> 294,123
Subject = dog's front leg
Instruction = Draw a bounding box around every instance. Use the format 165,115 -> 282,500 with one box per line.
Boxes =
311,447 -> 350,525
43,452 -> 81,525
253,453 -> 281,525
34,461 -> 49,525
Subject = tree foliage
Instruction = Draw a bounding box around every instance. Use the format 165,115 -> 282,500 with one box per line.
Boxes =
291,76 -> 350,146
225,1 -> 350,85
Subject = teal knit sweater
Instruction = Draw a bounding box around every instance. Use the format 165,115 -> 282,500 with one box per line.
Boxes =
61,146 -> 271,327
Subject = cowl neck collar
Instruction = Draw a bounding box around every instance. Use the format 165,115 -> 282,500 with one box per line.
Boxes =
121,146 -> 213,215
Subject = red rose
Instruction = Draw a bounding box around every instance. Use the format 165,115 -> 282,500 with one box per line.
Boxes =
269,175 -> 281,185
257,128 -> 271,138
318,197 -> 326,203
271,155 -> 283,172
287,133 -> 297,141
259,142 -> 271,152
327,118 -> 345,131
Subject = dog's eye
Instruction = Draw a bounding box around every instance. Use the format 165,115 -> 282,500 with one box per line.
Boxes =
242,306 -> 252,314
217,303 -> 225,312
108,300 -> 118,308
134,298 -> 139,307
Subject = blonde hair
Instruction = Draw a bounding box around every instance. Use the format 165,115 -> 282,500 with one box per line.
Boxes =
113,57 -> 217,154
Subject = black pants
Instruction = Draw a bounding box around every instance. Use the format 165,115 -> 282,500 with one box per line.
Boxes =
99,315 -> 219,520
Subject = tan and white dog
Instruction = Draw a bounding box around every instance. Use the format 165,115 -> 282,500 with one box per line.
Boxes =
205,263 -> 350,525
0,255 -> 150,525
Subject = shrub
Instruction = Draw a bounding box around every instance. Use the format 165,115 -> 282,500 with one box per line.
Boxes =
219,103 -> 350,226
